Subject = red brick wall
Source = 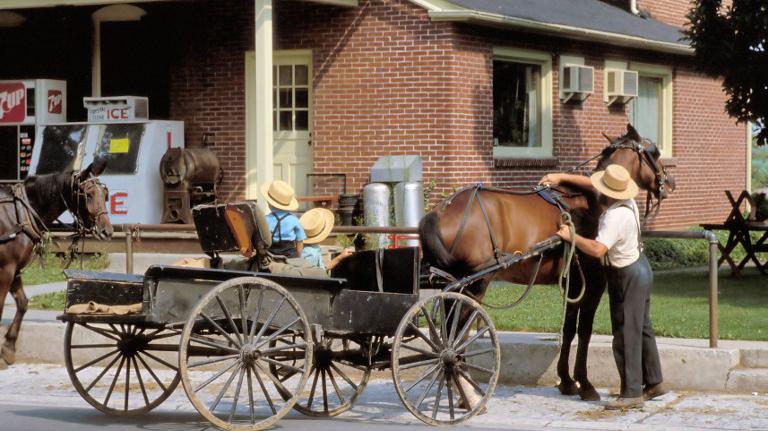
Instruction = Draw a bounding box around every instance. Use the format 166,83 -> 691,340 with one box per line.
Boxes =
168,0 -> 746,229
637,0 -> 694,28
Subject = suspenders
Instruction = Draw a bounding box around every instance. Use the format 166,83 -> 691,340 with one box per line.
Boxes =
269,211 -> 298,257
604,200 -> 643,268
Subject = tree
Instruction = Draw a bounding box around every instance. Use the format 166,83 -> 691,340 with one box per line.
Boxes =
686,1 -> 768,145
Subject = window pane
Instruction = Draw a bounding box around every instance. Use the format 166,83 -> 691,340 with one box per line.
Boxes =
630,76 -> 662,146
273,66 -> 277,86
493,60 -> 541,148
273,111 -> 277,131
279,65 -> 292,86
273,88 -> 277,109
279,89 -> 292,108
36,125 -> 87,175
295,111 -> 308,131
295,89 -> 308,108
295,65 -> 308,86
96,124 -> 145,174
279,111 -> 292,131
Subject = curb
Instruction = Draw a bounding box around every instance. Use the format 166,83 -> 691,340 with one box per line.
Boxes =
4,322 -> 768,394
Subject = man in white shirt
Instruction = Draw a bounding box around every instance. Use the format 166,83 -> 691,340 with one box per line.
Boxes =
540,164 -> 666,410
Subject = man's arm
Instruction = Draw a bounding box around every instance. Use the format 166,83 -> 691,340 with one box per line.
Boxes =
556,225 -> 608,259
540,173 -> 596,194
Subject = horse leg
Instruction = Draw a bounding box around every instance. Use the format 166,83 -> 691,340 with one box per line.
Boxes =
556,303 -> 579,396
573,264 -> 606,401
1,274 -> 26,366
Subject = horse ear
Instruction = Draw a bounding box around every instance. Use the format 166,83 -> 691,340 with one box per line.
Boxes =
626,123 -> 641,141
82,158 -> 107,177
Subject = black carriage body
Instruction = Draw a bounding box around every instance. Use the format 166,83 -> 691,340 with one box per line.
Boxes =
60,247 -> 420,337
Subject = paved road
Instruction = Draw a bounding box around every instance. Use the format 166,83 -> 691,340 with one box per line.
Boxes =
1,364 -> 767,431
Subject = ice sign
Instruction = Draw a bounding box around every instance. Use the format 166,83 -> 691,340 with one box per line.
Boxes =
84,96 -> 149,122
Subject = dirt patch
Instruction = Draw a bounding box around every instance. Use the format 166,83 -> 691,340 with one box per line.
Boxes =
575,408 -> 631,420
675,406 -> 737,415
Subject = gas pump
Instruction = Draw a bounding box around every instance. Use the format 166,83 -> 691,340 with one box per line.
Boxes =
28,96 -> 184,224
0,79 -> 66,183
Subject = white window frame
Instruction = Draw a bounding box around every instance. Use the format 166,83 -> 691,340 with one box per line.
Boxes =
492,47 -> 553,159
628,62 -> 673,159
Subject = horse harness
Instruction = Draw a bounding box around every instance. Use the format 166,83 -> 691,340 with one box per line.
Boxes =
442,183 -> 584,309
60,174 -> 109,237
0,184 -> 47,245
572,137 -> 671,222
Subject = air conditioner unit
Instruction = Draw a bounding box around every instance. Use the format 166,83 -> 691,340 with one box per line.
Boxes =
605,69 -> 638,105
561,64 -> 594,103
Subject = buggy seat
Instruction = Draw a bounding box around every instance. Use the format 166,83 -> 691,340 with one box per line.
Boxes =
192,201 -> 272,266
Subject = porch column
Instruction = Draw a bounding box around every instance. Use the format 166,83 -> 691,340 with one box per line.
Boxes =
250,0 -> 274,200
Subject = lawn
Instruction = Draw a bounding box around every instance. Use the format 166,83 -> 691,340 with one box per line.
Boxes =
20,252 -> 109,286
484,267 -> 768,341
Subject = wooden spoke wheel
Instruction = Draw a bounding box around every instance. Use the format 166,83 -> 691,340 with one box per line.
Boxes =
178,277 -> 313,431
391,292 -> 500,426
63,322 -> 181,416
292,337 -> 372,417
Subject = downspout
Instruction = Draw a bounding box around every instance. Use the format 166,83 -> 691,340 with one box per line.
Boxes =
630,0 -> 639,15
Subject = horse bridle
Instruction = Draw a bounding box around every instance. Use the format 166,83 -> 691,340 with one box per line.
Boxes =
571,137 -> 671,222
61,173 -> 109,236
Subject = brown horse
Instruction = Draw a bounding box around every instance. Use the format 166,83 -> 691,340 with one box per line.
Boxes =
0,160 -> 113,369
419,124 -> 675,401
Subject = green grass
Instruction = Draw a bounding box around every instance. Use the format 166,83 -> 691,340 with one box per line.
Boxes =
484,267 -> 768,341
28,290 -> 67,310
20,252 -> 109,286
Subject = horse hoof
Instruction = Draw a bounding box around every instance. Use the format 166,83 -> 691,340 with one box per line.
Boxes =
557,381 -> 579,396
0,349 -> 15,366
579,387 -> 601,401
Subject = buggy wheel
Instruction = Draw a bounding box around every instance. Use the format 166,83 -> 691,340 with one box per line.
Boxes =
391,292 -> 500,426
178,277 -> 312,431
292,337 -> 372,417
63,322 -> 181,416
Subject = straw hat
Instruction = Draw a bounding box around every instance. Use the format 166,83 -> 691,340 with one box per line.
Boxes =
590,164 -> 639,200
300,208 -> 335,245
260,180 -> 299,211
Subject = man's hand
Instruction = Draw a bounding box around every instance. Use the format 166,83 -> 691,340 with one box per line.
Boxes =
539,173 -> 563,186
556,224 -> 573,242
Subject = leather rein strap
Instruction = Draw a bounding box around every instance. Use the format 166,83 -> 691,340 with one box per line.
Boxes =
0,184 -> 47,245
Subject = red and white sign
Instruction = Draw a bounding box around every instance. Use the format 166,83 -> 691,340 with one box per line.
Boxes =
47,90 -> 63,114
0,82 -> 26,124
110,192 -> 128,215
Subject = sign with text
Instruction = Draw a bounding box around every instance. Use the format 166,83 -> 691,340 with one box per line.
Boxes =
0,82 -> 26,124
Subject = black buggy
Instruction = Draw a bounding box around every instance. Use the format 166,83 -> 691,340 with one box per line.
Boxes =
58,201 -> 503,430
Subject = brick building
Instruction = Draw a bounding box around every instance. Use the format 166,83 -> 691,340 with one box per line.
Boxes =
0,0 -> 748,228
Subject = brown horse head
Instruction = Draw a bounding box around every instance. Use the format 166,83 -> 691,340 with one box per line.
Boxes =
72,159 -> 113,240
597,124 -> 676,206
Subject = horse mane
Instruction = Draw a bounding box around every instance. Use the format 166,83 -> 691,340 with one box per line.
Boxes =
23,170 -> 73,204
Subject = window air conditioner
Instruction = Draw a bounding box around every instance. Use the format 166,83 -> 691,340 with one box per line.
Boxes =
605,69 -> 638,105
561,64 -> 594,103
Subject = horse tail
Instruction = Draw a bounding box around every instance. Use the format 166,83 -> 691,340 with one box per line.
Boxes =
418,211 -> 456,269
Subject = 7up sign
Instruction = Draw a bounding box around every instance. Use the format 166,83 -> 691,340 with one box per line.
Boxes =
0,82 -> 26,124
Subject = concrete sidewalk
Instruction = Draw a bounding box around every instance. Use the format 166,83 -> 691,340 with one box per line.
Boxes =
4,313 -> 768,394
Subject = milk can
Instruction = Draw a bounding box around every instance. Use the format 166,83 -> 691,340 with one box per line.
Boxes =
363,183 -> 391,248
394,181 -> 423,247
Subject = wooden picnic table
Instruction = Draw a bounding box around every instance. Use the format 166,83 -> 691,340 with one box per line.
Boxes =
701,190 -> 768,277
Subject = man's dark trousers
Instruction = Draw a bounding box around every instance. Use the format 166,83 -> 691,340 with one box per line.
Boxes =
607,253 -> 663,398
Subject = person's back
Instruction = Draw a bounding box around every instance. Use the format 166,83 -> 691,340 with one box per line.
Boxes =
260,180 -> 305,258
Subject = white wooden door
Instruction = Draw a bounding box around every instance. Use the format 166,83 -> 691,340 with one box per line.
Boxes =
246,50 -> 313,198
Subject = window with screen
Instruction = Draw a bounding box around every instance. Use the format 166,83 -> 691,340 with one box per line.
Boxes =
95,124 -> 145,174
36,125 -> 88,175
491,48 -> 553,158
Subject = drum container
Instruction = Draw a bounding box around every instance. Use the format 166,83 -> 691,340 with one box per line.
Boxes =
394,181 -> 423,247
363,183 -> 391,248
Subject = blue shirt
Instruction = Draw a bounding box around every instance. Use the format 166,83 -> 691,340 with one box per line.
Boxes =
301,244 -> 326,270
266,210 -> 307,242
